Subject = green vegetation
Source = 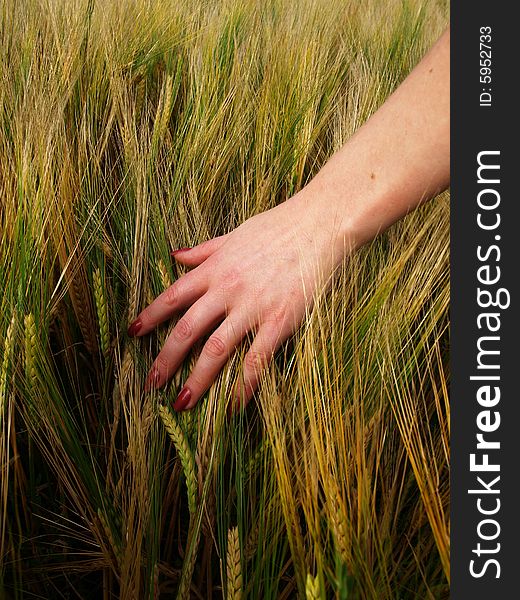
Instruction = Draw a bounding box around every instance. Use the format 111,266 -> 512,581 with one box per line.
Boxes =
0,0 -> 449,597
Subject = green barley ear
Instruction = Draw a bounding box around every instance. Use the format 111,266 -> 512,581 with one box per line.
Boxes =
226,526 -> 242,600
24,313 -> 38,389
93,268 -> 110,356
158,404 -> 197,515
305,573 -> 321,600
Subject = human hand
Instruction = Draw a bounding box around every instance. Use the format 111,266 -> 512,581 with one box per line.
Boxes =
128,27 -> 450,413
127,191 -> 343,413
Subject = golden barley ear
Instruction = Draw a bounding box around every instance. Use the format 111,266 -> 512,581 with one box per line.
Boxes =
97,508 -> 122,569
69,263 -> 98,356
0,314 -> 16,411
158,404 -> 198,515
152,72 -> 175,149
327,481 -> 349,564
24,313 -> 38,389
226,526 -> 242,600
93,268 -> 110,356
157,258 -> 172,292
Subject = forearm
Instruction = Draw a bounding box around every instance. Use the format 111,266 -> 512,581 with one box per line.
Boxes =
299,28 -> 450,256
135,29 -> 450,407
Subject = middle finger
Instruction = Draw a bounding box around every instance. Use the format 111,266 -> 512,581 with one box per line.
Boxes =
144,293 -> 224,391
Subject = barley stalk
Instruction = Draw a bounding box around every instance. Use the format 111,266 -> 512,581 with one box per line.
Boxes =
173,362 -> 183,390
118,347 -> 134,400
97,508 -> 122,568
195,386 -> 217,536
305,573 -> 321,600
93,268 -> 110,356
181,403 -> 196,442
145,285 -> 155,307
158,404 -> 197,515
153,562 -> 160,599
226,526 -> 242,600
157,258 -> 171,292
176,526 -> 201,600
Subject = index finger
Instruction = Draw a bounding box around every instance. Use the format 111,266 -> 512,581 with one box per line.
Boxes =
127,269 -> 208,337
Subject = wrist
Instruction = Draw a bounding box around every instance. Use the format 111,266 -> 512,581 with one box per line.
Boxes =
295,164 -> 379,266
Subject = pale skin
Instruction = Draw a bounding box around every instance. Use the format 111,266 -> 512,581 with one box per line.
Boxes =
128,29 -> 450,412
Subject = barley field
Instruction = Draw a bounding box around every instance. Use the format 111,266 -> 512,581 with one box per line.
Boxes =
0,0 -> 449,597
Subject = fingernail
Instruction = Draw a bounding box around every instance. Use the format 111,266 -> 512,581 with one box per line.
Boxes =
173,386 -> 192,411
170,247 -> 191,257
127,319 -> 142,337
144,367 -> 161,392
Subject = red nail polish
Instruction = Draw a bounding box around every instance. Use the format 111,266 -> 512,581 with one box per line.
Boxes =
173,386 -> 192,411
170,247 -> 191,257
127,319 -> 142,337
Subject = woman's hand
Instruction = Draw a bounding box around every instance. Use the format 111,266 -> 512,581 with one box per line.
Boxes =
128,191 -> 343,412
127,28 -> 450,413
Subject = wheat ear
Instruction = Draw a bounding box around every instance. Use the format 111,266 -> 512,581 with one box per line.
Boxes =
226,526 -> 242,600
93,268 -> 110,356
97,508 -> 122,567
0,315 -> 16,421
328,485 -> 349,564
158,404 -> 197,515
244,521 -> 260,562
153,73 -> 174,145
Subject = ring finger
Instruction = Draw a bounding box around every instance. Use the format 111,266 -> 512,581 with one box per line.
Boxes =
173,313 -> 251,411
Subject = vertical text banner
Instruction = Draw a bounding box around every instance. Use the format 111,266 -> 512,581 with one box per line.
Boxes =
452,1 -> 517,597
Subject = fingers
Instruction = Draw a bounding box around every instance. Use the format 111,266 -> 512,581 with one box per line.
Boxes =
144,294 -> 224,392
171,234 -> 229,267
231,319 -> 288,412
168,309 -> 292,414
128,270 -> 207,337
172,314 -> 249,411
129,235 -> 230,336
